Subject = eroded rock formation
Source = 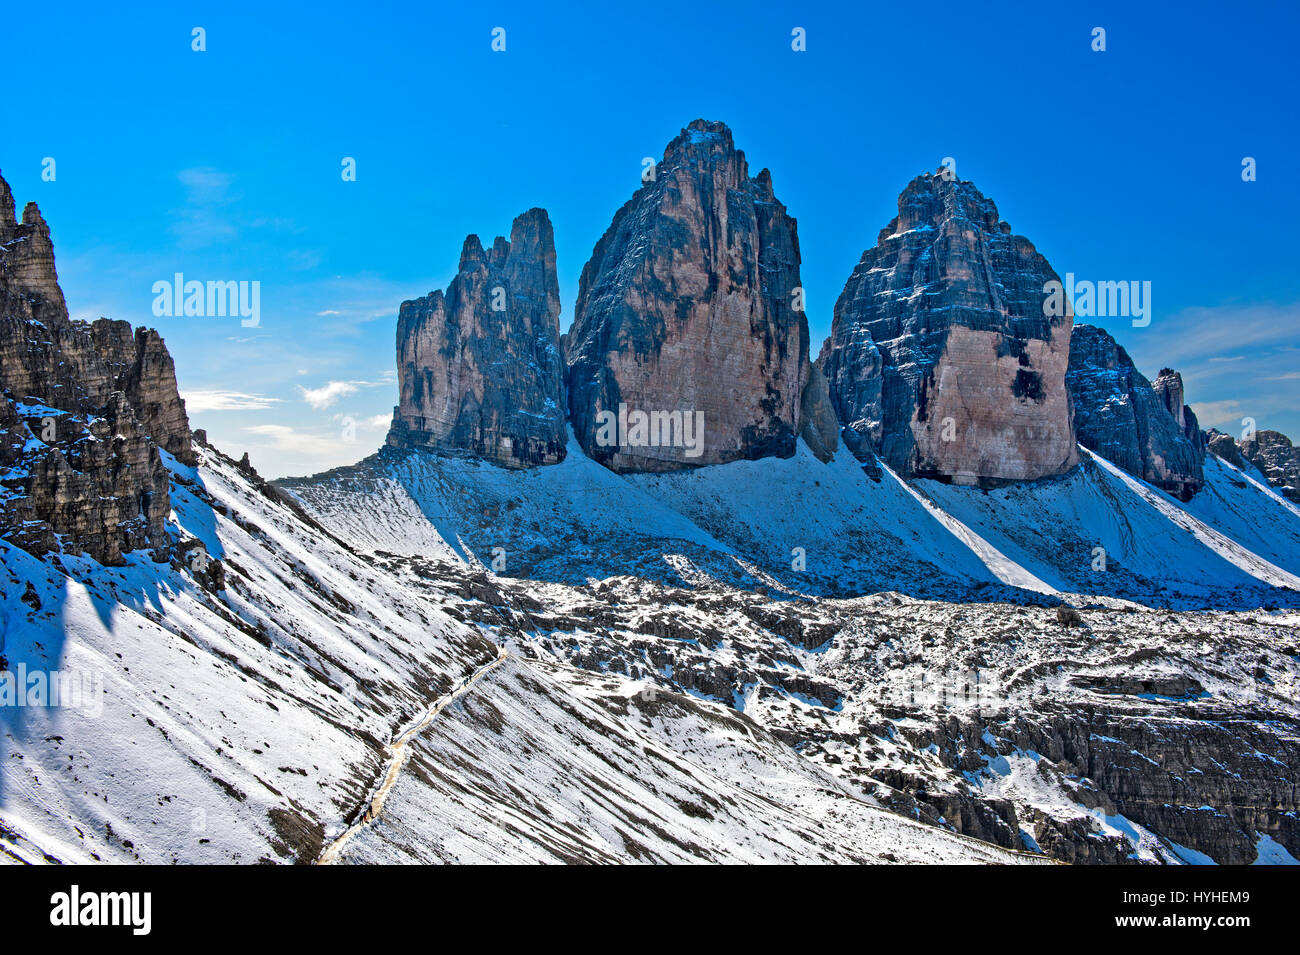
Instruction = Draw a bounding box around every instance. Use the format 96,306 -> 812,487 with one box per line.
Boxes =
0,169 -> 193,563
819,172 -> 1077,486
1208,428 -> 1300,503
387,209 -> 566,468
565,119 -> 833,472
1066,325 -> 1204,500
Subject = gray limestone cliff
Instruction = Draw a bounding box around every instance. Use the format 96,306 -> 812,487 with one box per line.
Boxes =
386,209 -> 566,468
0,169 -> 194,564
565,119 -> 834,472
819,172 -> 1077,486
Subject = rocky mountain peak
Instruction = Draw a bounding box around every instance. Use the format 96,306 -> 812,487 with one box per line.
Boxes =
0,185 -> 66,319
565,119 -> 834,472
387,207 -> 566,468
664,118 -> 740,166
1066,324 -> 1204,499
820,172 -> 1077,485
458,233 -> 487,270
0,169 -> 195,564
0,170 -> 15,225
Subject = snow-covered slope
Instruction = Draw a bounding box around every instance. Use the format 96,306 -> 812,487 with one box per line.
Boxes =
281,433 -> 1300,610
1,441 -> 1034,864
333,657 -> 1032,864
1,444 -> 495,863
275,434 -> 1300,864
916,448 -> 1300,607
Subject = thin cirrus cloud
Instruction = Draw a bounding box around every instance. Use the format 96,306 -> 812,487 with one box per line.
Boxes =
182,389 -> 283,412
1186,399 -> 1245,430
1123,300 -> 1300,437
169,167 -> 240,250
241,424 -> 346,462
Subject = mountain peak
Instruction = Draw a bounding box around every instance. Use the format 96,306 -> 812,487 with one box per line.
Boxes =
389,209 -> 565,468
0,168 -> 15,226
822,172 -> 1076,486
566,118 -> 827,471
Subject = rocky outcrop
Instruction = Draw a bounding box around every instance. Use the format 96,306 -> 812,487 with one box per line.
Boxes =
1209,428 -> 1300,503
387,209 -> 566,468
1066,325 -> 1204,500
1243,430 -> 1300,502
0,169 -> 193,563
798,362 -> 839,463
565,119 -> 831,472
819,172 -> 1077,486
1152,368 -> 1208,462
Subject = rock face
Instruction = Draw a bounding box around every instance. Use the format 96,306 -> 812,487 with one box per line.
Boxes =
1152,367 -> 1208,462
1242,430 -> 1300,502
1066,325 -> 1204,500
1208,428 -> 1300,503
819,173 -> 1077,486
0,169 -> 193,564
565,119 -> 832,472
387,209 -> 566,468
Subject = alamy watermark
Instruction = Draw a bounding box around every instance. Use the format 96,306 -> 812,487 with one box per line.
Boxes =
1,663 -> 104,718
152,273 -> 261,327
1043,272 -> 1151,327
594,403 -> 705,458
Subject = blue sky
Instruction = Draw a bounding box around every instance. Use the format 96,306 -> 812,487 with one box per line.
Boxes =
4,0 -> 1297,477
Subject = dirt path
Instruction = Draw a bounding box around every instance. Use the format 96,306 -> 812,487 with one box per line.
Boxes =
317,647 -> 509,865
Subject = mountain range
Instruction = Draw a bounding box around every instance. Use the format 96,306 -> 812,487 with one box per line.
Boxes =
2,120 -> 1297,865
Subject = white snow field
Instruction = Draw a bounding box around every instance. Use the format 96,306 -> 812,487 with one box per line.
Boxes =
283,432 -> 1300,610
0,442 -> 1039,864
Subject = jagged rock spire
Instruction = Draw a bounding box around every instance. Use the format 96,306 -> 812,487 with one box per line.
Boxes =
387,208 -> 566,468
565,118 -> 833,472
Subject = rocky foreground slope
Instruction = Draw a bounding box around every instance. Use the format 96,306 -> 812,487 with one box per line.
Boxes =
2,441 -> 1037,864
281,432 -> 1300,864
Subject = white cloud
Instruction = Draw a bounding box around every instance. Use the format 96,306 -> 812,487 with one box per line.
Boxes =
242,424 -> 343,458
297,376 -> 392,410
183,389 -> 283,412
298,380 -> 358,409
1189,400 -> 1245,429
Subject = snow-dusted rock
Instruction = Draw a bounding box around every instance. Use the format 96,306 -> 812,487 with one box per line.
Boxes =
387,208 -> 566,469
820,173 -> 1078,486
1209,427 -> 1300,504
565,119 -> 830,472
1066,324 -> 1204,500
